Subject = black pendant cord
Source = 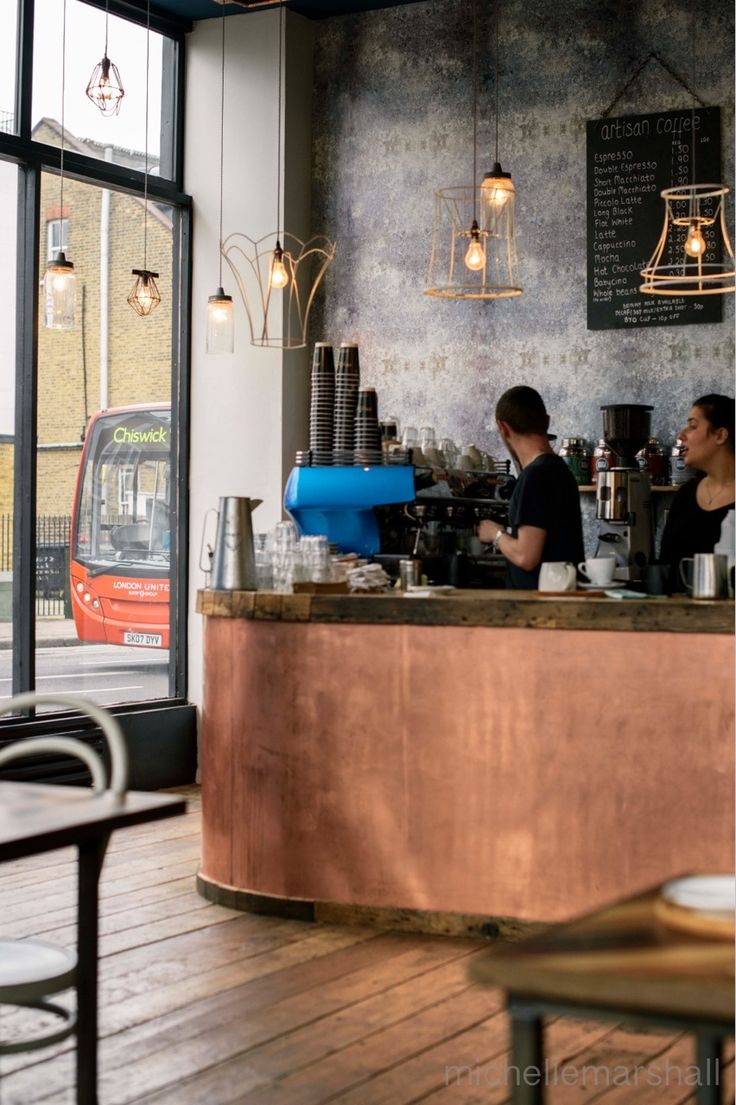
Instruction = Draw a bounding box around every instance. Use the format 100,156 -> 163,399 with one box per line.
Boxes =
276,0 -> 283,243
471,0 -> 478,221
494,0 -> 499,165
218,1 -> 226,287
690,0 -> 696,193
60,0 -> 67,245
104,0 -> 109,57
143,0 -> 150,271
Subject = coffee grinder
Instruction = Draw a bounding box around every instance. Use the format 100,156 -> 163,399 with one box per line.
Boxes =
595,404 -> 653,580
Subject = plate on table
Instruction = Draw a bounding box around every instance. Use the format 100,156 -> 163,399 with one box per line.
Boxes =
579,581 -> 624,590
655,876 -> 736,940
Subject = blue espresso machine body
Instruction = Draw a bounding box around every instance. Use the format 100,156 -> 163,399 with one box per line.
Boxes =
284,466 -> 415,556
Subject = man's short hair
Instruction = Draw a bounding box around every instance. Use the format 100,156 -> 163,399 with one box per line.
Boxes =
495,386 -> 550,435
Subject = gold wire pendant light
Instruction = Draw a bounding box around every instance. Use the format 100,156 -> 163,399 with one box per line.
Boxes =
44,0 -> 76,330
85,0 -> 125,116
640,4 -> 734,298
222,0 -> 336,349
425,0 -> 522,300
128,0 -> 161,316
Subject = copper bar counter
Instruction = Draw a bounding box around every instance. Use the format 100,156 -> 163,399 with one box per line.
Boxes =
196,590 -> 734,929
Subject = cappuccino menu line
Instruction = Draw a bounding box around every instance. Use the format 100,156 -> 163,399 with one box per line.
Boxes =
586,107 -> 722,331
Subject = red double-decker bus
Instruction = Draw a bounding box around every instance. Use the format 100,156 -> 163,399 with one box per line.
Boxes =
70,405 -> 171,648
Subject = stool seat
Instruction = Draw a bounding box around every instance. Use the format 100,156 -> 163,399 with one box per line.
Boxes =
0,938 -> 77,1001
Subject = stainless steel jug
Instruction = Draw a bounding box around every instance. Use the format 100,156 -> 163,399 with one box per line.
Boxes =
679,552 -> 729,599
208,497 -> 262,590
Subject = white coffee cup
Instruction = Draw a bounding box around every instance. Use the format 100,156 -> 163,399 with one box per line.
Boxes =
538,562 -> 577,592
578,557 -> 615,586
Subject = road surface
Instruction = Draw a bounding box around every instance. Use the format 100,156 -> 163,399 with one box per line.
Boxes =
0,643 -> 170,707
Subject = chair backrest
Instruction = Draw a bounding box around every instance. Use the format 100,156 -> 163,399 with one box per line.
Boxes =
0,694 -> 128,796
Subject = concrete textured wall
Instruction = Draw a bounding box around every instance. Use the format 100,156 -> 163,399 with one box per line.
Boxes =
310,0 -> 735,458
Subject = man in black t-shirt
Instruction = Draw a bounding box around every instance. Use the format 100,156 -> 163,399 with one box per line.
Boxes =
479,386 -> 584,589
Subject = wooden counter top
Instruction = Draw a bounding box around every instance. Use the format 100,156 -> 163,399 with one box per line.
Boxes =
196,588 -> 734,634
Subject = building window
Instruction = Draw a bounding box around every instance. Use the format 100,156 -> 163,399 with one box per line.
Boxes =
46,216 -> 68,261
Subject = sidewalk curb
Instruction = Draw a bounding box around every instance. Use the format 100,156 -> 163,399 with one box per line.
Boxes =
0,638 -> 79,650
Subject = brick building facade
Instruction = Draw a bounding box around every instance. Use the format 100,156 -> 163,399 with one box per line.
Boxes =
0,118 -> 173,521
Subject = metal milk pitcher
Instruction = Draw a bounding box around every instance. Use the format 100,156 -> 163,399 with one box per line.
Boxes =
210,497 -> 262,590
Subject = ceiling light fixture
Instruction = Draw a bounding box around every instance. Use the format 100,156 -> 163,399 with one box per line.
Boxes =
85,0 -> 125,116
640,4 -> 734,297
425,0 -> 522,300
221,0 -> 336,349
127,0 -> 161,317
206,1 -> 234,354
44,0 -> 76,330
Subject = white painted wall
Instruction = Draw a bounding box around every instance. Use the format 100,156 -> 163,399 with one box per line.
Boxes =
185,9 -> 313,714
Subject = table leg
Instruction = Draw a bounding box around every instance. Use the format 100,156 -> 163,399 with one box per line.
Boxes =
695,1035 -> 724,1105
76,835 -> 110,1105
509,1003 -> 545,1105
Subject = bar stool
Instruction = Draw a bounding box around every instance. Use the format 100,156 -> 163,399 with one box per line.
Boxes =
0,694 -> 127,1061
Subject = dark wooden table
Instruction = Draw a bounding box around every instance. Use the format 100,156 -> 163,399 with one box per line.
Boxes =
0,782 -> 187,1105
470,886 -> 735,1105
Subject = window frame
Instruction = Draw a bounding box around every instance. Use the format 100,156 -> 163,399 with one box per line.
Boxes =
0,0 -> 193,743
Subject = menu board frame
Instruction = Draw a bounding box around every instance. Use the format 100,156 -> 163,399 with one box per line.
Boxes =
586,106 -> 722,331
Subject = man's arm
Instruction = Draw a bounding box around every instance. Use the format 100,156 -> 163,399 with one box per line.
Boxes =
479,520 -> 547,572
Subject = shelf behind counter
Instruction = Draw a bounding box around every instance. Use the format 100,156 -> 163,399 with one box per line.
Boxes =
196,588 -> 733,634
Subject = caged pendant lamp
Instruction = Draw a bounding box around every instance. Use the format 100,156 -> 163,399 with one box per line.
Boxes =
206,1 -> 234,354
221,0 -> 336,349
44,0 -> 76,330
640,5 -> 734,296
425,0 -> 522,300
85,0 -> 125,116
127,0 -> 161,317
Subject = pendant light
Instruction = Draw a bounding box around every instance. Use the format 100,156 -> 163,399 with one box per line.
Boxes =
425,0 -> 522,300
480,0 -> 515,217
85,0 -> 125,116
269,1 -> 289,292
640,5 -> 734,297
127,0 -> 161,317
220,0 -> 336,349
44,0 -> 76,330
206,1 -> 234,354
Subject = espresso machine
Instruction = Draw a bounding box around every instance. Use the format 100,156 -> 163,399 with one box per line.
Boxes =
284,461 -> 515,587
595,404 -> 653,580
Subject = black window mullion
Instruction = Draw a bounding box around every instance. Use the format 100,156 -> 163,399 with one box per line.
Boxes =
169,205 -> 191,700
12,163 -> 40,700
15,0 -> 35,139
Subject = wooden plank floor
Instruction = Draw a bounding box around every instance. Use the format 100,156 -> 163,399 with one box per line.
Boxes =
0,786 -> 731,1105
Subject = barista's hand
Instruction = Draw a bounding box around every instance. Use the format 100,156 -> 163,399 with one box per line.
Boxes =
479,519 -> 502,545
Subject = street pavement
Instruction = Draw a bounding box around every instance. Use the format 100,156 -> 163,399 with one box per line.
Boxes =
0,637 -> 170,706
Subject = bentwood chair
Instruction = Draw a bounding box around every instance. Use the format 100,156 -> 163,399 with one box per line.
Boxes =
0,694 -> 127,1062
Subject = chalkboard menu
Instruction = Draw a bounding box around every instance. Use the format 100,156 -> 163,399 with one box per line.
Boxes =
587,107 -> 722,330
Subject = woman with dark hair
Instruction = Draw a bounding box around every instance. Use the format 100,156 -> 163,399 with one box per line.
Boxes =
660,393 -> 735,589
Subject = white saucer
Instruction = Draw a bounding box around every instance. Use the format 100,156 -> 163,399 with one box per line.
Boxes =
661,875 -> 736,915
579,580 -> 624,590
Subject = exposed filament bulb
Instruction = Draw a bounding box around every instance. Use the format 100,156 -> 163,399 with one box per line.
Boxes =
464,221 -> 486,272
270,241 -> 290,289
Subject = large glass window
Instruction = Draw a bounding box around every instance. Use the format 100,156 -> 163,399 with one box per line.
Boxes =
0,0 -> 188,741
0,161 -> 17,706
32,0 -> 172,175
35,172 -> 176,708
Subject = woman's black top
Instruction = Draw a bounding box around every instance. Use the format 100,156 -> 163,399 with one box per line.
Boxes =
659,477 -> 734,590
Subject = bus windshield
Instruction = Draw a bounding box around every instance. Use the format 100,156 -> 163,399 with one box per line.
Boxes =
74,408 -> 171,573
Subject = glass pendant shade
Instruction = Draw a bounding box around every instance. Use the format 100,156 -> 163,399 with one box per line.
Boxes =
640,183 -> 735,296
127,269 -> 161,316
425,185 -> 522,299
86,55 -> 124,116
44,252 -> 76,329
206,288 -> 234,354
481,162 -> 515,209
